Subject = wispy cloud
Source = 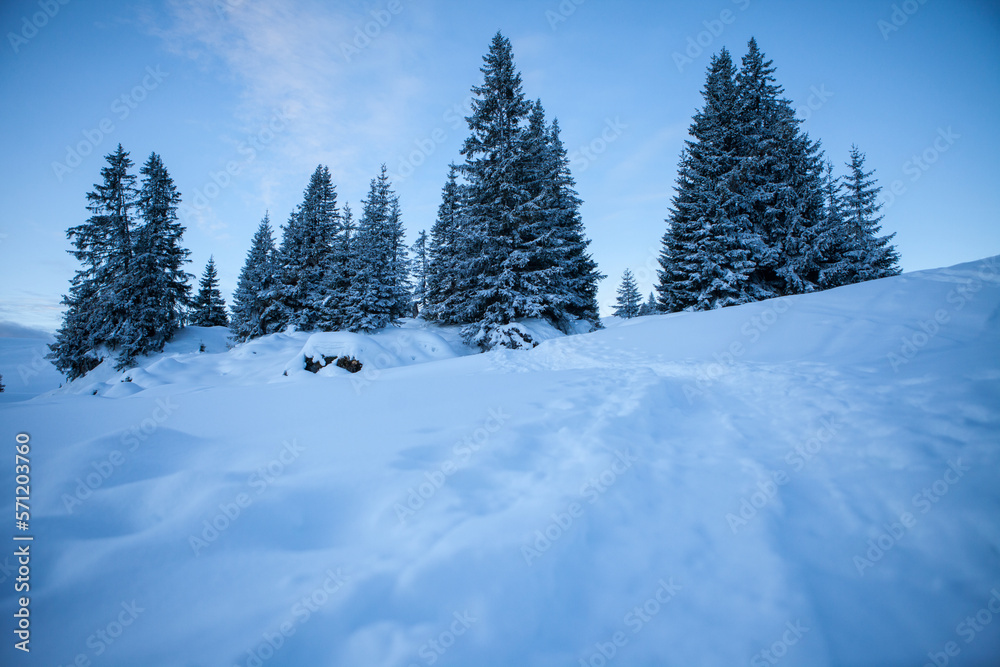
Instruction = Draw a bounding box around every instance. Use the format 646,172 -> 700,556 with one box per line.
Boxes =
146,0 -> 431,228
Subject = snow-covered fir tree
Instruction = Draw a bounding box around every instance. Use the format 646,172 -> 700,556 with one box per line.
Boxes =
733,37 -> 826,297
343,166 -> 409,332
115,152 -> 192,368
274,165 -> 340,331
456,32 -> 538,348
544,119 -> 604,328
231,214 -> 281,342
49,144 -> 138,378
638,291 -> 658,317
656,39 -> 887,313
658,48 -> 754,313
317,203 -> 355,331
614,269 -> 641,319
454,33 -> 608,348
815,159 -> 851,289
840,145 -> 900,282
424,165 -> 465,323
386,195 -> 411,318
190,257 -> 228,327
410,229 -> 429,315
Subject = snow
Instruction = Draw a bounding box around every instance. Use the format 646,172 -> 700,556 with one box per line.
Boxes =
1,257 -> 999,666
0,331 -> 61,403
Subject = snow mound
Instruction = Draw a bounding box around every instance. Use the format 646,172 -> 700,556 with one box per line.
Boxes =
287,328 -> 464,378
39,321 -> 482,398
1,257 -> 998,667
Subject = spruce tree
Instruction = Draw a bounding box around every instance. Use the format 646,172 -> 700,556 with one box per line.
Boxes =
317,203 -> 355,331
425,165 -> 465,323
115,152 -> 191,368
614,269 -> 641,319
458,33 -> 546,347
734,38 -> 826,297
815,159 -> 851,289
231,214 -> 280,342
190,257 -> 229,327
386,195 -> 411,318
274,165 -> 340,331
638,291 -> 658,316
427,33 -> 603,343
658,48 -> 754,313
841,145 -> 900,282
343,167 -> 408,332
410,229 -> 429,314
544,118 -> 604,328
49,144 -> 137,378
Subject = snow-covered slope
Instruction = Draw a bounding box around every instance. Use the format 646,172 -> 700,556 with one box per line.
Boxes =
1,257 -> 998,667
0,329 -> 61,403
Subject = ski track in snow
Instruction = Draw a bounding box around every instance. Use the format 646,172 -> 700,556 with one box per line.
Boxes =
1,258 -> 999,666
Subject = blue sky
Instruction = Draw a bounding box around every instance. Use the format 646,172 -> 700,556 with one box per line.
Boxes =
1,0 -> 998,332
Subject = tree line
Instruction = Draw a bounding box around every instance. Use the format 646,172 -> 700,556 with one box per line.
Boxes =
50,33 -> 900,378
225,32 -> 604,351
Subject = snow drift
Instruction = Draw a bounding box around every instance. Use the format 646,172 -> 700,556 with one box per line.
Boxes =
1,257 -> 998,666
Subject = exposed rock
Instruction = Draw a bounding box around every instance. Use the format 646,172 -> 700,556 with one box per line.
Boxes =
336,356 -> 363,373
304,354 -> 337,373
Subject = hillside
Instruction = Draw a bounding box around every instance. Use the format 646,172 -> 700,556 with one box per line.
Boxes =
1,257 -> 998,666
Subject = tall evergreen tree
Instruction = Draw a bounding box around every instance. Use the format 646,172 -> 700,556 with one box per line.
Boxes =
658,48 -> 754,313
614,269 -> 641,319
231,214 -> 280,342
458,33 -> 549,347
190,257 -> 229,327
425,165 -> 465,323
543,118 -> 604,329
343,167 -> 408,332
733,37 -> 826,297
425,34 -> 603,343
115,152 -> 191,368
840,145 -> 901,282
815,159 -> 851,289
274,165 -> 340,331
49,144 -> 138,378
317,203 -> 355,331
386,196 -> 411,318
410,229 -> 429,314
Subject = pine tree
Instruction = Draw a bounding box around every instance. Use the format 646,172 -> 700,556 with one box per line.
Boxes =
458,33 -> 548,348
343,167 -> 408,332
427,33 -> 603,344
0,373 -> 5,393
658,48 -> 754,313
841,145 -> 901,282
614,269 -> 641,319
638,291 -> 658,316
733,38 -> 826,297
815,159 -> 851,289
274,165 -> 340,331
544,118 -> 604,329
49,144 -> 138,378
317,203 -> 356,332
190,257 -> 229,327
425,165 -> 465,323
410,229 -> 429,314
386,195 -> 411,318
115,152 -> 191,368
231,214 -> 280,342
